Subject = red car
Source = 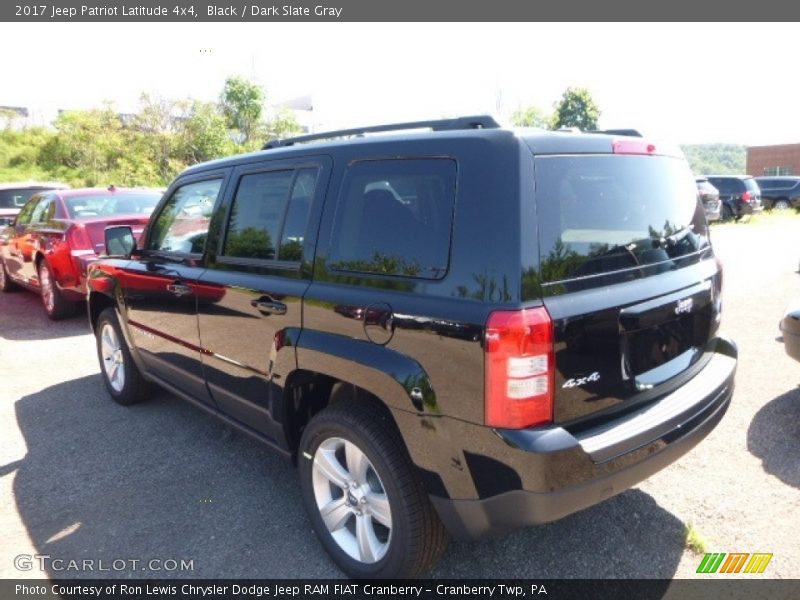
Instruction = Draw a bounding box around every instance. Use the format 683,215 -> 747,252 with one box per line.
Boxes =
0,186 -> 162,318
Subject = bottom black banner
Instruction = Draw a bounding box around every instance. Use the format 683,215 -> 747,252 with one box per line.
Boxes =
3,579 -> 799,600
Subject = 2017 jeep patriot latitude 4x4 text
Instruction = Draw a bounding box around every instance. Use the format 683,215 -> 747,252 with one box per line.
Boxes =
87,117 -> 736,578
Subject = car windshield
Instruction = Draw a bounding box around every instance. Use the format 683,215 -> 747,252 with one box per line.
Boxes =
65,193 -> 161,220
0,189 -> 41,209
744,178 -> 760,194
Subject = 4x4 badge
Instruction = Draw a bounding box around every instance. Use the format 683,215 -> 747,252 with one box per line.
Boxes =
675,297 -> 694,315
563,372 -> 601,388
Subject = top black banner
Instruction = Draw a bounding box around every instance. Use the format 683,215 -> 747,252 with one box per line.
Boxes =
2,0 -> 800,22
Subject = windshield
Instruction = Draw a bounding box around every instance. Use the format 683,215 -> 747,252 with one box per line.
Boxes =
743,178 -> 761,194
65,193 -> 161,220
0,189 -> 40,209
534,154 -> 709,285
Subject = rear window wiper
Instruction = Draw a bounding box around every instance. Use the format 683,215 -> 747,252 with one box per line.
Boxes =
653,224 -> 694,248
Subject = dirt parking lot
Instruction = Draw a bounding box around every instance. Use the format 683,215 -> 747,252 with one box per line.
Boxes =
1,215 -> 799,581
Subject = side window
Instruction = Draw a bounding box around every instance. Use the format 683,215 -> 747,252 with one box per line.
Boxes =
279,168 -> 317,261
29,197 -> 53,224
14,197 -> 40,226
148,179 -> 221,254
222,167 -> 318,262
328,159 -> 457,279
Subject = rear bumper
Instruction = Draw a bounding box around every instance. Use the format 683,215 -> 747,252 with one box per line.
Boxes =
431,337 -> 737,539
52,253 -> 99,301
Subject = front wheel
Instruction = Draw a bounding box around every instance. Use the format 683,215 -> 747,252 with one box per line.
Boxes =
96,308 -> 151,405
298,402 -> 448,578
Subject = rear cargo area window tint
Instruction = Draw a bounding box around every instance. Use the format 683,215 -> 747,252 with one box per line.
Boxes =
534,155 -> 708,284
329,159 -> 456,279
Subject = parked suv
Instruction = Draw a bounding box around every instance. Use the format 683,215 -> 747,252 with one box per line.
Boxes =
754,176 -> 800,211
695,177 -> 721,221
705,175 -> 763,221
87,117 -> 737,578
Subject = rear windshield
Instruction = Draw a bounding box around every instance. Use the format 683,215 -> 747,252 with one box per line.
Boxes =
743,178 -> 760,194
696,180 -> 717,193
534,155 -> 709,285
0,189 -> 40,209
65,193 -> 161,220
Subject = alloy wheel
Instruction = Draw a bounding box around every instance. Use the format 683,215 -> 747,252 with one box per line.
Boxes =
39,263 -> 55,313
311,436 -> 392,564
100,322 -> 126,392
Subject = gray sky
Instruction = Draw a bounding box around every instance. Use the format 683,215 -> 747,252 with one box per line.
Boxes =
2,22 -> 797,146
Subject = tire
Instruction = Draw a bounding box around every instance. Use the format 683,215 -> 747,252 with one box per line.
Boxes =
38,259 -> 76,319
0,258 -> 18,293
95,307 -> 151,405
298,401 -> 448,578
721,204 -> 734,222
773,199 -> 790,211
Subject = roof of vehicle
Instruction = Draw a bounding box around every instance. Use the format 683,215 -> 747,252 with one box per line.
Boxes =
754,175 -> 800,180
0,181 -> 70,191
705,174 -> 755,180
48,186 -> 163,199
179,116 -> 679,178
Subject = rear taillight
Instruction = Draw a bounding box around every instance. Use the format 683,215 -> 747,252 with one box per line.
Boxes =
485,307 -> 554,429
741,191 -> 751,202
67,225 -> 94,256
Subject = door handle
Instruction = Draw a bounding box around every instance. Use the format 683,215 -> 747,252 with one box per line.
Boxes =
251,298 -> 287,316
166,282 -> 193,297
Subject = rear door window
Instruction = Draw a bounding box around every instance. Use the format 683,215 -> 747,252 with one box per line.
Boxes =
534,154 -> 708,284
221,167 -> 318,263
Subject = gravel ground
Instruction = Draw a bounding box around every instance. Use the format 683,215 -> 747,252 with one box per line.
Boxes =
1,214 -> 798,582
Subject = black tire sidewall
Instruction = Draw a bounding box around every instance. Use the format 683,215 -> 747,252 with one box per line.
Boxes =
0,258 -> 11,292
298,412 -> 415,579
38,260 -> 71,318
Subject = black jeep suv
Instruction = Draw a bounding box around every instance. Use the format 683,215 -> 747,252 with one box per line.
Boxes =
87,117 -> 737,578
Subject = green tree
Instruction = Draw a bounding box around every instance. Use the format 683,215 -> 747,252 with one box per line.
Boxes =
681,144 -> 746,175
552,87 -> 601,130
39,105 -> 125,186
510,105 -> 550,128
178,101 -> 234,164
219,76 -> 264,144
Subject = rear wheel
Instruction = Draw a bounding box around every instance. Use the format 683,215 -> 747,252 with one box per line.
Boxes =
38,260 -> 76,319
773,199 -> 790,211
298,401 -> 448,578
96,308 -> 151,405
0,258 -> 18,292
721,204 -> 734,222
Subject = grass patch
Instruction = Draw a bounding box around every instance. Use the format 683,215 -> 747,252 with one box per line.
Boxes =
684,523 -> 709,554
710,208 -> 800,229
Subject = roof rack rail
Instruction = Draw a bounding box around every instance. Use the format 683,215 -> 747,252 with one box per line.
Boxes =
262,115 -> 501,149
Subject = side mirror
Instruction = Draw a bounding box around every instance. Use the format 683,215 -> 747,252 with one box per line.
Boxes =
104,225 -> 137,258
